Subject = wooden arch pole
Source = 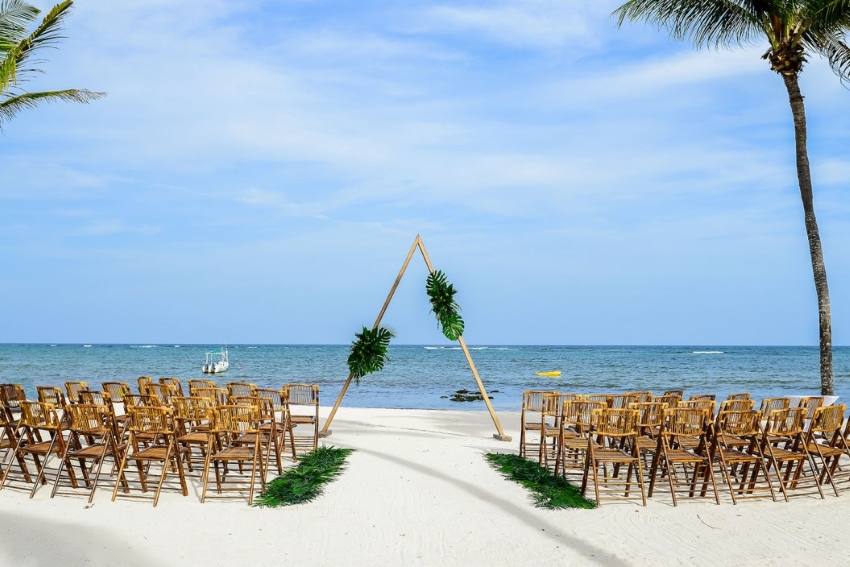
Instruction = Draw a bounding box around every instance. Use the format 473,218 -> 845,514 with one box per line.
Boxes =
320,235 -> 511,442
415,238 -> 510,441
320,238 -> 420,437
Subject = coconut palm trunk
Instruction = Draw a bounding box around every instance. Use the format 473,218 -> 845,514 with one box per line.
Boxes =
782,73 -> 834,395
613,0 -> 850,397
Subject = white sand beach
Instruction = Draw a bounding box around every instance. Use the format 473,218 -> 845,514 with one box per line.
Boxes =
1,407 -> 848,567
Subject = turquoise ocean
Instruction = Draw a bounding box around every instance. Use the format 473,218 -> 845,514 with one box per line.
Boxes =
1,344 -> 849,411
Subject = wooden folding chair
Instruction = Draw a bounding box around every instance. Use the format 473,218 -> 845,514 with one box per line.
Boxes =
712,409 -> 777,503
519,390 -> 555,459
717,398 -> 755,418
0,384 -> 27,420
111,405 -> 188,507
804,404 -> 846,496
36,386 -> 67,409
201,404 -> 265,504
759,397 -> 790,418
648,407 -> 720,506
678,399 -> 716,423
232,396 -> 285,478
559,399 -> 607,478
625,391 -> 652,403
610,394 -> 638,409
102,382 -> 131,401
689,394 -> 716,402
137,376 -> 154,396
192,387 -> 229,407
0,402 -> 27,482
37,387 -> 69,427
226,382 -> 258,402
159,377 -> 184,397
282,384 -> 320,454
256,388 -> 296,463
0,401 -> 73,498
630,401 -> 667,468
188,379 -> 217,394
172,396 -> 215,473
581,408 -> 646,506
584,394 -> 612,407
145,383 -> 173,407
538,393 -> 580,472
64,381 -> 89,404
760,407 -> 823,501
52,403 -> 124,502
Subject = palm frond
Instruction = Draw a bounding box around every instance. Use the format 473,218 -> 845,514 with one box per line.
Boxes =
347,325 -> 395,382
812,0 -> 850,28
613,0 -> 766,48
13,0 -> 72,67
0,0 -> 40,49
805,29 -> 850,81
425,270 -> 465,341
0,88 -> 104,127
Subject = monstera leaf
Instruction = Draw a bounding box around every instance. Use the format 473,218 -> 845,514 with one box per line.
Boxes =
347,325 -> 395,383
426,270 -> 465,341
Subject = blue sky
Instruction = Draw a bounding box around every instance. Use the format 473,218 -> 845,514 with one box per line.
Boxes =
1,0 -> 848,345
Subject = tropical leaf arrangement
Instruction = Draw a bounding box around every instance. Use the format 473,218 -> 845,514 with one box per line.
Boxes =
426,270 -> 465,341
254,446 -> 354,507
485,453 -> 595,510
347,325 -> 395,383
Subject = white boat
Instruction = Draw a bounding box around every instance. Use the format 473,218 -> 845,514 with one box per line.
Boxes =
203,347 -> 229,374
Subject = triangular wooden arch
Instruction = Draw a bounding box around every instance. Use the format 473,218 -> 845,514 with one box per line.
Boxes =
320,235 -> 511,441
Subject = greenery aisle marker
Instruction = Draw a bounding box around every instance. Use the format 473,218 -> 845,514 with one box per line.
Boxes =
255,446 -> 354,507
485,453 -> 596,510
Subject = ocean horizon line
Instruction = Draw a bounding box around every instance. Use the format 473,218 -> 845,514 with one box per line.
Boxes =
0,342 -> 846,348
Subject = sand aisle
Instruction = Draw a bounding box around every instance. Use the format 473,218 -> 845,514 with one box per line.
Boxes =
1,407 -> 848,566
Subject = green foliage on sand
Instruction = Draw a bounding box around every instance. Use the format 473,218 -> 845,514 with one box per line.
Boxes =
254,446 -> 354,507
485,453 -> 596,509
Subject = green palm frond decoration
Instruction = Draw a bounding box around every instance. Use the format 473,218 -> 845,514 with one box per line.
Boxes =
426,270 -> 465,341
347,325 -> 395,383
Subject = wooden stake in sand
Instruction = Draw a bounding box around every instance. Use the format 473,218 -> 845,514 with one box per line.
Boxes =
320,235 -> 511,441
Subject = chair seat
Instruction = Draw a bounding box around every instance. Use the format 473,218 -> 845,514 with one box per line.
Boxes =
131,446 -> 178,461
663,449 -> 705,463
290,415 -> 315,424
716,447 -> 759,464
563,437 -> 597,450
768,447 -> 806,460
19,440 -> 62,456
212,446 -> 255,460
807,443 -> 843,458
67,445 -> 109,460
636,437 -> 658,450
592,448 -> 637,462
178,432 -> 210,443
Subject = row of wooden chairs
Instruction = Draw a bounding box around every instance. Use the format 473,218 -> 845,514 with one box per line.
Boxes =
0,379 -> 320,506
522,390 -> 850,506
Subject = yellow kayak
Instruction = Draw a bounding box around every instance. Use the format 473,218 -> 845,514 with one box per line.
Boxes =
535,370 -> 561,377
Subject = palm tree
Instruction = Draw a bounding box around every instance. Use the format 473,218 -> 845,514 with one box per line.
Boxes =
613,0 -> 850,395
1,0 -> 104,128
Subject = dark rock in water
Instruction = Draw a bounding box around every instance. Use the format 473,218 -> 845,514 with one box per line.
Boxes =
449,389 -> 495,402
440,395 -> 448,399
